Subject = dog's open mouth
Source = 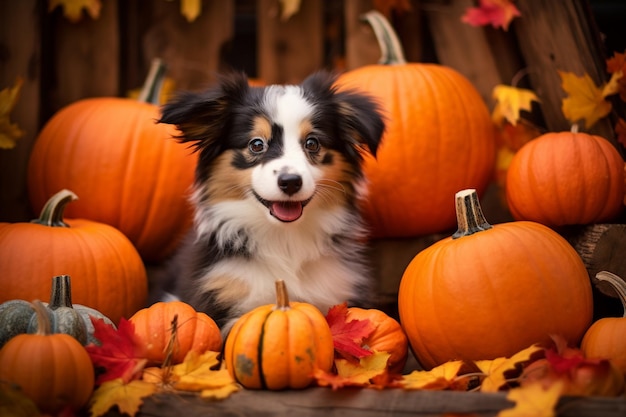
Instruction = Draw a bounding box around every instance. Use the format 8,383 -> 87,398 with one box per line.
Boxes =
254,193 -> 311,222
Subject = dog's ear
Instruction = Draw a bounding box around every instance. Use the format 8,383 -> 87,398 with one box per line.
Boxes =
158,72 -> 251,159
301,72 -> 386,158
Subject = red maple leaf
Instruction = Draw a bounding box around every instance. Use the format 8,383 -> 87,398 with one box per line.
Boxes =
461,0 -> 521,31
85,317 -> 149,384
325,303 -> 376,360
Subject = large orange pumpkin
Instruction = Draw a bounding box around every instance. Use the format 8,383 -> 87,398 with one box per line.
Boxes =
506,129 -> 625,227
0,189 -> 147,323
398,189 -> 593,370
27,60 -> 196,262
336,11 -> 496,238
129,300 -> 222,365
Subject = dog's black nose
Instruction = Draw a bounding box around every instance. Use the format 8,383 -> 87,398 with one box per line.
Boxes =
277,173 -> 302,196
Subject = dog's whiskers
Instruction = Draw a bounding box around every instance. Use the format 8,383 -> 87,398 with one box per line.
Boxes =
317,179 -> 347,194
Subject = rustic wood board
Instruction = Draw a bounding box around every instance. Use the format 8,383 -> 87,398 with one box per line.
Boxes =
103,387 -> 626,417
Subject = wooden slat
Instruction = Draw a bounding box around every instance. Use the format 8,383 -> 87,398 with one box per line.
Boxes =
138,0 -> 235,92
0,0 -> 41,222
257,0 -> 323,84
514,0 -> 617,145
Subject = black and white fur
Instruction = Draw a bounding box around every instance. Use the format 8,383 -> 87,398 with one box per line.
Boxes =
156,71 -> 385,332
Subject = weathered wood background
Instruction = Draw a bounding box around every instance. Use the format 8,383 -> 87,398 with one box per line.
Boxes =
2,0 -> 626,314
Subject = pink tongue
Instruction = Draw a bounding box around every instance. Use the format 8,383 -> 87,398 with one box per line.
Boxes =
270,202 -> 303,222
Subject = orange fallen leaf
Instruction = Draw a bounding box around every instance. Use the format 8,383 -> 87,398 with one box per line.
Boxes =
89,379 -> 157,417
48,0 -> 101,22
498,380 -> 564,417
477,344 -> 544,392
606,50 -> 626,101
315,351 -> 390,389
401,360 -> 470,391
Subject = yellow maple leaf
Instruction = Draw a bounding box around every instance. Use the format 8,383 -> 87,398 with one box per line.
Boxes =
498,380 -> 564,417
492,84 -> 540,126
477,344 -> 544,392
559,70 -> 621,129
200,382 -> 240,400
401,360 -> 467,390
89,379 -> 157,417
180,0 -> 202,22
335,351 -> 391,384
0,78 -> 25,149
48,0 -> 101,22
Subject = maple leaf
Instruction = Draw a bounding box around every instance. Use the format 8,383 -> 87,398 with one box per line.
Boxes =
314,351 -> 391,389
498,380 -> 564,417
180,0 -> 202,22
478,344 -> 545,392
89,379 -> 157,417
401,360 -> 470,391
48,0 -> 101,23
0,78 -> 25,150
559,70 -> 621,129
492,85 -> 540,126
85,317 -> 148,384
606,50 -> 626,101
0,381 -> 40,417
461,0 -> 521,31
326,303 -> 376,360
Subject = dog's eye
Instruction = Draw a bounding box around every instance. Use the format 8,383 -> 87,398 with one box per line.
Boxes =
248,137 -> 267,154
304,136 -> 320,152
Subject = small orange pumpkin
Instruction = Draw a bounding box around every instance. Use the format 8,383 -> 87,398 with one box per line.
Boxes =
27,59 -> 196,262
345,307 -> 408,374
506,129 -> 625,227
581,271 -> 626,375
0,301 -> 95,413
398,189 -> 593,370
224,280 -> 334,390
336,11 -> 496,238
0,189 -> 147,324
129,300 -> 222,365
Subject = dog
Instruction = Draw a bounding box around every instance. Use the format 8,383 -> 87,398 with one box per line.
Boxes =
155,71 -> 385,332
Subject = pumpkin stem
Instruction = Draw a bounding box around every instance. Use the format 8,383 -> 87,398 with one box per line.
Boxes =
138,57 -> 167,105
31,189 -> 78,228
274,280 -> 291,311
31,300 -> 52,336
361,10 -> 407,65
595,271 -> 626,318
49,275 -> 73,310
452,189 -> 493,239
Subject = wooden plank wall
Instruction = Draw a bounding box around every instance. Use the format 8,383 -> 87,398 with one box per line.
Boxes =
0,0 -> 621,225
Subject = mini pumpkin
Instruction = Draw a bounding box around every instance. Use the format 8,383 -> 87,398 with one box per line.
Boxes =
345,307 -> 408,374
129,300 -> 222,365
336,11 -> 496,238
0,274 -> 115,347
27,59 -> 196,262
506,129 -> 625,226
581,271 -> 626,375
224,280 -> 335,389
0,301 -> 95,413
0,189 -> 147,323
398,189 -> 593,370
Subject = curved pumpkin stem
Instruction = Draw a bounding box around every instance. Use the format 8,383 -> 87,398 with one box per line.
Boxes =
31,300 -> 52,336
596,271 -> 626,318
49,275 -> 73,310
361,10 -> 407,65
452,189 -> 493,239
274,280 -> 291,311
31,189 -> 78,228
137,57 -> 167,105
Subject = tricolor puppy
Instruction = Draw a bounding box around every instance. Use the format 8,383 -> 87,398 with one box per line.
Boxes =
157,71 -> 385,332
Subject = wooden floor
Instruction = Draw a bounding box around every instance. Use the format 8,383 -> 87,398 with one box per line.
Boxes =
104,387 -> 626,417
